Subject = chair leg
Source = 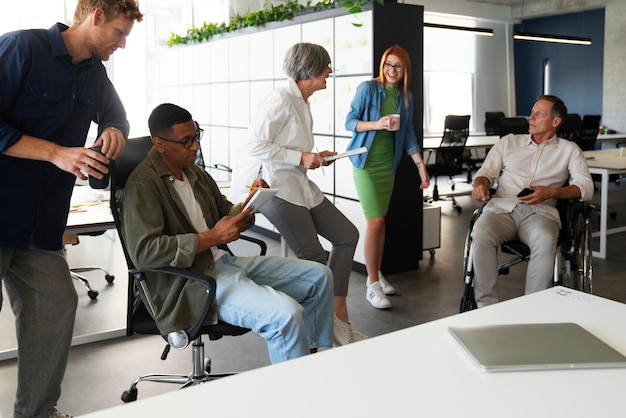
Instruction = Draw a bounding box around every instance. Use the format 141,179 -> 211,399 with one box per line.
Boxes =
71,272 -> 99,300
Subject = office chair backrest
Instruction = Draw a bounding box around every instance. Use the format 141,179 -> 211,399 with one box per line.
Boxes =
557,113 -> 582,141
110,136 -> 153,268
484,111 -> 505,136
499,117 -> 529,137
434,115 -> 470,172
442,114 -> 471,145
575,115 -> 601,151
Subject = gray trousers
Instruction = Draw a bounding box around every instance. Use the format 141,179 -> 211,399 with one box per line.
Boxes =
1,246 -> 78,418
260,196 -> 359,297
471,204 -> 559,307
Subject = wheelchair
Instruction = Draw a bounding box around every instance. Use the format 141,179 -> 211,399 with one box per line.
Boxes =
459,198 -> 593,312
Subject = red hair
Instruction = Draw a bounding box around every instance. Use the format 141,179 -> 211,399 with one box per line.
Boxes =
375,45 -> 411,107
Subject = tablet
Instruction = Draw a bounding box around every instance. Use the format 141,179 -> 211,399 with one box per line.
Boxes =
323,147 -> 368,162
243,188 -> 278,213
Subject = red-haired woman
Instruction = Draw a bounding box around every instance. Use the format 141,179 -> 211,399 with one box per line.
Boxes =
345,45 -> 430,309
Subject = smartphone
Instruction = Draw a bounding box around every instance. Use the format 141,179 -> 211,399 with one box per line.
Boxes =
517,188 -> 534,197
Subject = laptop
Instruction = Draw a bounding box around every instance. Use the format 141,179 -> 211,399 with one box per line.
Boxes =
448,322 -> 626,372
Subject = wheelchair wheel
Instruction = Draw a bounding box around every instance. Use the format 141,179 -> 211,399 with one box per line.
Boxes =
576,218 -> 593,293
571,210 -> 593,294
459,209 -> 480,312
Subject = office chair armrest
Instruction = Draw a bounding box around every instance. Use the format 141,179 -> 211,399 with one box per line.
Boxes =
239,234 -> 267,255
130,266 -> 216,346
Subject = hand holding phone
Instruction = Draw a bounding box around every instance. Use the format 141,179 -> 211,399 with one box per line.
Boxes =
517,188 -> 534,197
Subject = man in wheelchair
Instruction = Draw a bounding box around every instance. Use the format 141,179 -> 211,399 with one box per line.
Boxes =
468,95 -> 594,308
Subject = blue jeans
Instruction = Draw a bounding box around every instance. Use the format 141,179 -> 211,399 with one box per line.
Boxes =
214,254 -> 333,363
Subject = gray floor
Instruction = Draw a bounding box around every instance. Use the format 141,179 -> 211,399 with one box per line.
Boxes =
2,179 -> 626,417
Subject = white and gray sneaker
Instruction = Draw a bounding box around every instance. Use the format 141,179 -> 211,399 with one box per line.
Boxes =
366,281 -> 392,309
49,408 -> 73,418
378,272 -> 396,295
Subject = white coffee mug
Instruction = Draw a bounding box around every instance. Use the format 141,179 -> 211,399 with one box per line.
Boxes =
387,114 -> 401,131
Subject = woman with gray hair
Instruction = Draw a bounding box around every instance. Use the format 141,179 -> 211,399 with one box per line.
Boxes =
231,42 -> 365,345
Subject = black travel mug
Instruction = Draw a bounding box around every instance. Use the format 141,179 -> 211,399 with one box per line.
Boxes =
88,146 -> 111,189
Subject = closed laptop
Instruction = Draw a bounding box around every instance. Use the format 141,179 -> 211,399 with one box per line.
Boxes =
449,322 -> 626,372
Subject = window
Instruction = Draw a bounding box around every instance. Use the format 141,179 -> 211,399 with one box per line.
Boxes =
423,15 -> 479,134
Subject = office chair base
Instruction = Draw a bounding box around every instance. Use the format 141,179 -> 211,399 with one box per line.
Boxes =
121,337 -> 238,403
70,266 -> 115,300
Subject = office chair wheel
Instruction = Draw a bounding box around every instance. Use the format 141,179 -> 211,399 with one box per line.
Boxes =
121,388 -> 138,403
105,273 -> 115,284
87,290 -> 99,300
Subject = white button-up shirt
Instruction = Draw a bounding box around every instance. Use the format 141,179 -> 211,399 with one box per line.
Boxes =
230,78 -> 324,209
474,134 -> 594,226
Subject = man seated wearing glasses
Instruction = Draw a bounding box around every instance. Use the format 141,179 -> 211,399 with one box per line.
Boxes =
121,103 -> 334,363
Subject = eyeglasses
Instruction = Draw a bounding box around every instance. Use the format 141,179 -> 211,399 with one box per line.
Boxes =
383,63 -> 403,72
158,123 -> 204,149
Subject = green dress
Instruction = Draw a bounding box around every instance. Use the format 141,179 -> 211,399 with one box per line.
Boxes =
353,85 -> 398,219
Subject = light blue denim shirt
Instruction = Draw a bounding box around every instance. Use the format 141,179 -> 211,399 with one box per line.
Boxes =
345,79 -> 421,171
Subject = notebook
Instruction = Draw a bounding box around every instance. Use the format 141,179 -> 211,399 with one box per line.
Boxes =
448,322 -> 626,372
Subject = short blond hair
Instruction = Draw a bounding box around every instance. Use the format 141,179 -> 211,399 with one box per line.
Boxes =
73,0 -> 143,25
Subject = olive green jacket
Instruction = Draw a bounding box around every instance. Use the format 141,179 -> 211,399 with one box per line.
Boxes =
122,147 -> 252,334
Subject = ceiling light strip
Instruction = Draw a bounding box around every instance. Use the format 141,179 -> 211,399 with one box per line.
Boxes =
424,22 -> 494,37
513,32 -> 591,46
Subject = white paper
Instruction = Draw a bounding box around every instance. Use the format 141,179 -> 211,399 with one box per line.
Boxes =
243,188 -> 279,213
323,146 -> 368,162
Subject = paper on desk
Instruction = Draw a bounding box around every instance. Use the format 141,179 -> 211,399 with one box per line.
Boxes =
323,147 -> 368,162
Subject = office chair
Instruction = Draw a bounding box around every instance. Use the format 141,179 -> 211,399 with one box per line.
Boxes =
110,136 -> 266,403
576,114 -> 617,219
459,197 -> 593,312
458,111 -> 505,184
576,115 -> 601,151
484,111 -> 505,136
498,117 -> 529,137
425,115 -> 470,213
557,113 -> 582,141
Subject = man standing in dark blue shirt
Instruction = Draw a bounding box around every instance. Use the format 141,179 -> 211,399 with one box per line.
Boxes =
0,1 -> 143,417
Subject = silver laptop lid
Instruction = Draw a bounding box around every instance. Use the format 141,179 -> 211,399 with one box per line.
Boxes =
449,322 -> 626,372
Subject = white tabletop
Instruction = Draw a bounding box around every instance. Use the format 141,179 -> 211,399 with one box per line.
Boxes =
584,148 -> 626,170
82,287 -> 626,418
66,185 -> 114,234
423,135 -> 499,150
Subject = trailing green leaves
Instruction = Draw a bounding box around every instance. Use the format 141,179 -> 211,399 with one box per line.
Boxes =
166,0 -> 381,47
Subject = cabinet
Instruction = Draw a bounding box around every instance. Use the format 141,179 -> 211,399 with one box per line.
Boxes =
162,2 -> 424,272
423,204 -> 441,255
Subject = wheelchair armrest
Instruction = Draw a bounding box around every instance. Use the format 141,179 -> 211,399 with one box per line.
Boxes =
130,266 -> 216,345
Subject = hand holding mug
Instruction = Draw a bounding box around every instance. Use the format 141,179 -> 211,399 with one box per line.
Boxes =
387,114 -> 400,131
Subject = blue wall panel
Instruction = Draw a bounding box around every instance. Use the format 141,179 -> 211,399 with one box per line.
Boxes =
513,9 -> 604,117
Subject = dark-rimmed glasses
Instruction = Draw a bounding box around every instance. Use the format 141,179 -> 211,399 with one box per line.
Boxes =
383,63 -> 403,72
157,122 -> 204,149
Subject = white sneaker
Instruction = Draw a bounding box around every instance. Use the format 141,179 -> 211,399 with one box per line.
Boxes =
333,314 -> 368,346
366,281 -> 392,309
378,272 -> 396,295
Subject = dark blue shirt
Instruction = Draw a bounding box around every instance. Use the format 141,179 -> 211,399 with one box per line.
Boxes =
0,23 -> 129,250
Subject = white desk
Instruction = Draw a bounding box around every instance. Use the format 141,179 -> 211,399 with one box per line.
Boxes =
583,149 -> 626,258
596,133 -> 626,150
423,134 -> 499,150
66,185 -> 114,234
81,287 -> 626,418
